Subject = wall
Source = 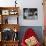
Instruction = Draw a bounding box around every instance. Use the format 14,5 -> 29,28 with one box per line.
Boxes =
0,0 -> 44,26
17,0 -> 44,26
0,0 -> 15,7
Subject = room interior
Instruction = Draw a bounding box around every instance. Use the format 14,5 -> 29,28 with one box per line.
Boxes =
0,0 -> 46,46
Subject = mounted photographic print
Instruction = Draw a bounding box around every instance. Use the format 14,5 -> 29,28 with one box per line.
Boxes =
23,8 -> 38,20
2,10 -> 9,15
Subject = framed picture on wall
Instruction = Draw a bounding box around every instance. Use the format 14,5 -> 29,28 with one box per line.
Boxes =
2,10 -> 9,15
23,8 -> 38,20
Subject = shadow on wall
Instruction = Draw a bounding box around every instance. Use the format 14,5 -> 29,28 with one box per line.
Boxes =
18,26 -> 43,44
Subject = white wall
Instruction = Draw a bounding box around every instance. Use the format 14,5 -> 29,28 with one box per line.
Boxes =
0,0 -> 44,26
17,0 -> 44,26
0,0 -> 15,7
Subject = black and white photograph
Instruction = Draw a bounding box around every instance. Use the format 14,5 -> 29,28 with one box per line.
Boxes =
23,8 -> 38,20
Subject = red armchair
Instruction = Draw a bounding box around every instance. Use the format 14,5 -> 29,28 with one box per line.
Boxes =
21,28 -> 41,46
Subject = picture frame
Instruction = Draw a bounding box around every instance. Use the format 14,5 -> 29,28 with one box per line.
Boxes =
23,8 -> 38,20
2,10 -> 9,15
9,10 -> 18,15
